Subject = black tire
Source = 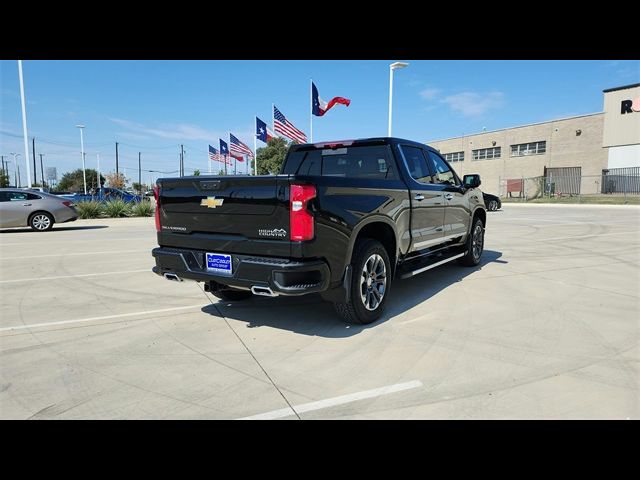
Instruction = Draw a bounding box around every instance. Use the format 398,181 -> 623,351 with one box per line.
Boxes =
334,239 -> 391,325
458,216 -> 484,267
210,288 -> 253,301
29,212 -> 54,231
488,200 -> 497,211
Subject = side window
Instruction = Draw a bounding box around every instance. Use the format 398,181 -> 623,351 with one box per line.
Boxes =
26,193 -> 42,200
0,192 -> 11,202
400,146 -> 433,184
9,192 -> 29,201
426,151 -> 457,186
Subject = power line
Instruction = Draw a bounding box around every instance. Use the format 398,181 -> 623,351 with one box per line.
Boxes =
118,141 -> 180,150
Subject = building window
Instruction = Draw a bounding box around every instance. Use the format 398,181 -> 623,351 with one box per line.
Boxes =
511,141 -> 546,157
444,151 -> 464,163
472,147 -> 501,161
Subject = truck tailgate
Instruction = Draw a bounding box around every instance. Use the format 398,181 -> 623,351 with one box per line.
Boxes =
157,175 -> 292,257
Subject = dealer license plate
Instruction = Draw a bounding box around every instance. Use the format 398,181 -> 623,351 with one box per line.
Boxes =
206,253 -> 233,275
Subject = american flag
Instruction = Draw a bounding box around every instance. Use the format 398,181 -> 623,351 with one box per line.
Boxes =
273,105 -> 307,144
209,145 -> 229,164
229,133 -> 253,161
209,145 -> 219,162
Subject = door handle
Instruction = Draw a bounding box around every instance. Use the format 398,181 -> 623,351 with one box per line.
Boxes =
22,203 -> 32,206
414,194 -> 425,201
444,194 -> 453,201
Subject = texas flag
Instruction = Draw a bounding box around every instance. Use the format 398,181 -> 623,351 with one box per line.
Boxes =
312,81 -> 351,117
219,138 -> 232,165
256,117 -> 275,144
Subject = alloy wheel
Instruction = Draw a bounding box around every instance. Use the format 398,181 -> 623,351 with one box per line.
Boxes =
472,223 -> 484,260
360,253 -> 387,311
32,214 -> 51,230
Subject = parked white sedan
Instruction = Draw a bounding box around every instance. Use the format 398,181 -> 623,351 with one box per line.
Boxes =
0,188 -> 78,231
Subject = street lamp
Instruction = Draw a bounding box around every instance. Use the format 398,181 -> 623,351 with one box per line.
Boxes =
9,153 -> 20,187
76,124 -> 87,194
388,61 -> 409,137
4,159 -> 12,186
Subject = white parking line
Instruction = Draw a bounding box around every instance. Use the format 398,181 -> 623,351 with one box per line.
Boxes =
0,304 -> 206,332
1,249 -> 147,260
0,269 -> 151,284
238,380 -> 423,420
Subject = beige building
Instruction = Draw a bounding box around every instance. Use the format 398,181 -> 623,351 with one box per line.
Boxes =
427,83 -> 640,196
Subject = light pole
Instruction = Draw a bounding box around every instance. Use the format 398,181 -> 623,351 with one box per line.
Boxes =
9,153 -> 20,186
388,61 -> 409,137
4,159 -> 12,186
76,124 -> 87,194
17,60 -> 32,188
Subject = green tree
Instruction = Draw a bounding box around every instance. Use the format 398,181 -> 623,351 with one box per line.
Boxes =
217,169 -> 225,176
132,182 -> 148,194
253,137 -> 289,175
0,169 -> 9,188
193,169 -> 201,176
58,169 -> 105,192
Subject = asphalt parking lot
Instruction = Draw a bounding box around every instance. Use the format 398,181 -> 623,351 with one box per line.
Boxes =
1,204 -> 638,419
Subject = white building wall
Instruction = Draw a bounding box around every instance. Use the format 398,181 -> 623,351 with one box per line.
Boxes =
607,144 -> 640,168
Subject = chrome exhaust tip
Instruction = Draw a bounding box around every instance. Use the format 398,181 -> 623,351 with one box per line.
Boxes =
251,286 -> 277,297
164,272 -> 183,282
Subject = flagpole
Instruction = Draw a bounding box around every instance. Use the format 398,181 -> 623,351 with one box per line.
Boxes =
208,144 -> 211,174
254,115 -> 258,176
230,133 -> 236,175
310,79 -> 313,143
272,103 -> 275,141
223,139 -> 227,175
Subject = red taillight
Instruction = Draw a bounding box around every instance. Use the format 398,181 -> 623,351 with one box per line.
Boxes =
153,185 -> 161,232
290,184 -> 316,241
62,201 -> 74,207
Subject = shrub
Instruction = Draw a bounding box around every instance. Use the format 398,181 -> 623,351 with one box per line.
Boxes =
76,201 -> 104,219
103,199 -> 132,218
131,201 -> 154,217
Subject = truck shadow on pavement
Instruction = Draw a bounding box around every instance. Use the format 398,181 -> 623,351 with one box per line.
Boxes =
0,225 -> 109,233
201,250 -> 504,338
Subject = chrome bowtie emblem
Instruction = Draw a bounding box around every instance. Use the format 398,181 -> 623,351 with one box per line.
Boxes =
200,197 -> 224,208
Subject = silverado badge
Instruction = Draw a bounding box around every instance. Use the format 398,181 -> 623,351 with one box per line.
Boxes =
200,197 -> 224,208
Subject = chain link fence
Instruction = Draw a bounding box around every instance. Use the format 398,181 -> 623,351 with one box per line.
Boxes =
499,167 -> 640,203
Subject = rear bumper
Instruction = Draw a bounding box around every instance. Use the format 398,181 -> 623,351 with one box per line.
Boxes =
55,207 -> 78,224
152,247 -> 330,296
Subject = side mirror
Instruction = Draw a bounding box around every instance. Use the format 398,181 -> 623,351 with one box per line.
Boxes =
463,174 -> 481,189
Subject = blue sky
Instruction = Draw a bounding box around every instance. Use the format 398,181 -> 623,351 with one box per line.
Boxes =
1,60 -> 638,185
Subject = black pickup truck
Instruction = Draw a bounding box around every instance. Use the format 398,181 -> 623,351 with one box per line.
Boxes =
152,137 -> 486,324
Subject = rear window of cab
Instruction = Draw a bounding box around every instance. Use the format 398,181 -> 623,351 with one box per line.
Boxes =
283,145 -> 397,180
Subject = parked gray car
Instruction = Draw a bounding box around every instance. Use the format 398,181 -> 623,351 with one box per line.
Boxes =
0,188 -> 78,231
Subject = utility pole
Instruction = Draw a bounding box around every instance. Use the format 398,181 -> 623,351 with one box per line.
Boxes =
180,145 -> 184,177
17,164 -> 21,187
32,137 -> 37,185
39,154 -> 45,188
138,152 -> 141,194
115,142 -> 119,175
